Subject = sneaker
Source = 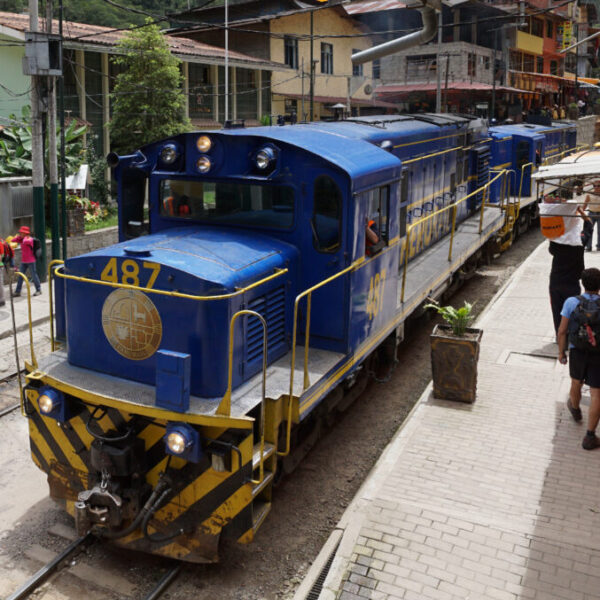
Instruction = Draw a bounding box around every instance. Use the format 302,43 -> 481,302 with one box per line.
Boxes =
583,434 -> 600,450
0,300 -> 5,307
11,292 -> 20,297
33,290 -> 42,297
567,399 -> 582,422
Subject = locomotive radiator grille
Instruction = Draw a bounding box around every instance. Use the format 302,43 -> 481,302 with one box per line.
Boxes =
246,286 -> 286,363
25,388 -> 257,563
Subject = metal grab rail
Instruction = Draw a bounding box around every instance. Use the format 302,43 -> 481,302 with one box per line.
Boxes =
518,162 -> 534,201
48,259 -> 64,352
400,169 -> 508,302
13,271 -> 37,373
542,144 -> 589,167
278,261 -> 357,458
217,309 -> 268,484
47,261 -> 287,354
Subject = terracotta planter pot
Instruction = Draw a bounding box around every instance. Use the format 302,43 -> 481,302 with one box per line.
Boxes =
430,324 -> 482,403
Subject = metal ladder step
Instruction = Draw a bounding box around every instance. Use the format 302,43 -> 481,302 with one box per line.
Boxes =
252,442 -> 275,471
252,470 -> 274,499
252,500 -> 271,533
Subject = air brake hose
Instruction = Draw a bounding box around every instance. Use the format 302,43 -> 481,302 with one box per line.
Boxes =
95,479 -> 170,540
141,488 -> 187,544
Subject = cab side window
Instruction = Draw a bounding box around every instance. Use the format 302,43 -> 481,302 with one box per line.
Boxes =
365,185 -> 389,256
312,176 -> 342,252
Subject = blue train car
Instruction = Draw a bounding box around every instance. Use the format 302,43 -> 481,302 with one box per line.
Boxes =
22,116 -> 509,563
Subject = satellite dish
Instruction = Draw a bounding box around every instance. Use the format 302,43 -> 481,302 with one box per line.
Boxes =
364,84 -> 373,95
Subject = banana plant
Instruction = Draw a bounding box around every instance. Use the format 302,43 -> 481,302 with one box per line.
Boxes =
0,105 -> 87,179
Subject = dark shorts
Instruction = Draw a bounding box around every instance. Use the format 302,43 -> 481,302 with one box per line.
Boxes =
569,348 -> 600,388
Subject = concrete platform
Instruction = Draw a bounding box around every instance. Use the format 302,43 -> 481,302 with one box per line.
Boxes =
295,242 -> 600,600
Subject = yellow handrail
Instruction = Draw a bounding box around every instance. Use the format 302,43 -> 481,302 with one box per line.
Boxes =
216,309 -> 267,484
48,259 -> 64,352
518,162 -> 534,201
13,271 -> 37,372
400,169 -> 507,302
278,261 -> 357,458
52,265 -> 288,301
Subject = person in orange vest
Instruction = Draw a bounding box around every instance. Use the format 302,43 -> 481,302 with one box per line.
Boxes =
365,218 -> 380,256
163,195 -> 176,215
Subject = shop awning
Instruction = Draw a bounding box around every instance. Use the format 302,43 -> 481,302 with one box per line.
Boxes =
374,81 -> 534,96
275,93 -> 397,109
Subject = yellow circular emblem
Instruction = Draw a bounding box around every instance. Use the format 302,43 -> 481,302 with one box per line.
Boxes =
102,289 -> 162,360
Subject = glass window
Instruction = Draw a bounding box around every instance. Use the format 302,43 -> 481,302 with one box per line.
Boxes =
313,176 -> 341,252
189,63 -> 214,120
373,58 -> 381,79
550,59 -> 559,75
365,186 -> 389,254
523,54 -> 534,73
532,19 -> 544,38
537,57 -> 544,73
406,55 -> 437,79
321,43 -> 333,75
352,49 -> 363,76
236,68 -> 258,121
468,53 -> 476,77
284,36 -> 298,69
546,20 -> 553,38
159,179 -> 294,229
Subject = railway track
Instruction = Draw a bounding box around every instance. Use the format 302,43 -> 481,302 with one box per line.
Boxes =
4,532 -> 182,600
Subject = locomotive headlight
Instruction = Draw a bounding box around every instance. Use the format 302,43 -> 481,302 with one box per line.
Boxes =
160,143 -> 179,165
255,146 -> 277,170
196,135 -> 212,153
165,423 -> 202,462
38,392 -> 55,414
37,386 -> 68,422
166,431 -> 187,454
196,156 -> 211,173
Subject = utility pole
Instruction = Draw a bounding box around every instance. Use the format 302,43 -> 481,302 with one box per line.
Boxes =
310,11 -> 314,121
29,0 -> 47,280
47,0 -> 59,261
436,10 -> 442,113
59,0 -> 67,260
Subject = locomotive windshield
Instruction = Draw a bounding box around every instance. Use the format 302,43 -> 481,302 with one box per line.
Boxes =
159,179 -> 295,229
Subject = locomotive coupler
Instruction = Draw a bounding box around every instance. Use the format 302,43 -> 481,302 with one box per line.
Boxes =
75,470 -> 124,535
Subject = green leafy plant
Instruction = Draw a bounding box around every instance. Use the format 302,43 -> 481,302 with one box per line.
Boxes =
0,105 -> 87,178
425,300 -> 475,336
109,19 -> 192,154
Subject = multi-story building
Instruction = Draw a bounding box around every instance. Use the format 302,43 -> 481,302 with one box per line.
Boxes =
0,11 -> 283,155
170,0 -> 394,120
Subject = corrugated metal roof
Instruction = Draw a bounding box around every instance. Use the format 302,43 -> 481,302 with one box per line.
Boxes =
344,0 -> 407,14
375,81 -> 535,94
275,91 -> 397,108
0,10 -> 276,65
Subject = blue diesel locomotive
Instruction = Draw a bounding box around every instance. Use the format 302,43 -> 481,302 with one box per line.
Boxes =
22,114 -> 575,563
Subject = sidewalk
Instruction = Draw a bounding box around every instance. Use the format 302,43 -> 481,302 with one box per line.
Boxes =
0,278 -> 51,373
296,242 -> 600,600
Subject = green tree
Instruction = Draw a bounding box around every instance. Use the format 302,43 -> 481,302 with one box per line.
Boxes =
109,19 -> 191,154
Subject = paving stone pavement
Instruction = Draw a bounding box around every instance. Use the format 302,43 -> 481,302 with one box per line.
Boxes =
296,242 -> 600,600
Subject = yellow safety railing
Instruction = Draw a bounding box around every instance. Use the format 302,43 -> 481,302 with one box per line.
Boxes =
278,261 -> 357,458
518,162 -> 534,201
217,309 -> 267,484
48,263 -> 288,351
48,259 -> 64,352
400,169 -> 508,302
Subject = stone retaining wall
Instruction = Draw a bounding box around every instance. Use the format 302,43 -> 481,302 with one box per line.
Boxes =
576,115 -> 599,147
10,225 -> 118,270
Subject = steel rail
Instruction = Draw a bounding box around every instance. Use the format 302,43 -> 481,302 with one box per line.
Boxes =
142,563 -> 182,600
6,533 -> 93,600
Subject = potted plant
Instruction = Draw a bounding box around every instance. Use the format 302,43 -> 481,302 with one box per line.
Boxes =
425,300 -> 482,403
66,195 -> 86,236
567,102 -> 579,120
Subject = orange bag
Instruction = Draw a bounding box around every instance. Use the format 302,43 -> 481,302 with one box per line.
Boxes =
540,215 -> 565,239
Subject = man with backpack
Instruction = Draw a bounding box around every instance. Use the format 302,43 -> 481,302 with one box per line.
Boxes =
12,225 -> 41,297
558,267 -> 600,450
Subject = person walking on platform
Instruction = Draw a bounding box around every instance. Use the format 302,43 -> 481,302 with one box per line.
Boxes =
584,181 -> 600,252
545,191 -> 587,335
12,226 -> 41,297
558,267 -> 600,450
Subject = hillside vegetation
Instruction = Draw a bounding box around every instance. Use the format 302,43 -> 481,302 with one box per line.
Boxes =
0,0 -> 193,28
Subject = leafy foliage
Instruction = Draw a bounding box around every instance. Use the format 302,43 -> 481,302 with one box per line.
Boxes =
425,300 -> 475,337
0,105 -> 87,178
109,19 -> 192,155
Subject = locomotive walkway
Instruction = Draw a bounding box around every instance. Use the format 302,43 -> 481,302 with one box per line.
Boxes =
296,242 -> 600,600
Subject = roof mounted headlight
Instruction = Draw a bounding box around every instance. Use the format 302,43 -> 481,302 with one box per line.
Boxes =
196,135 -> 212,153
255,146 -> 277,170
160,143 -> 179,165
196,156 -> 211,173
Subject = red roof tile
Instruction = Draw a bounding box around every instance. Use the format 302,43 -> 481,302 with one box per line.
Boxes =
0,11 -> 275,65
